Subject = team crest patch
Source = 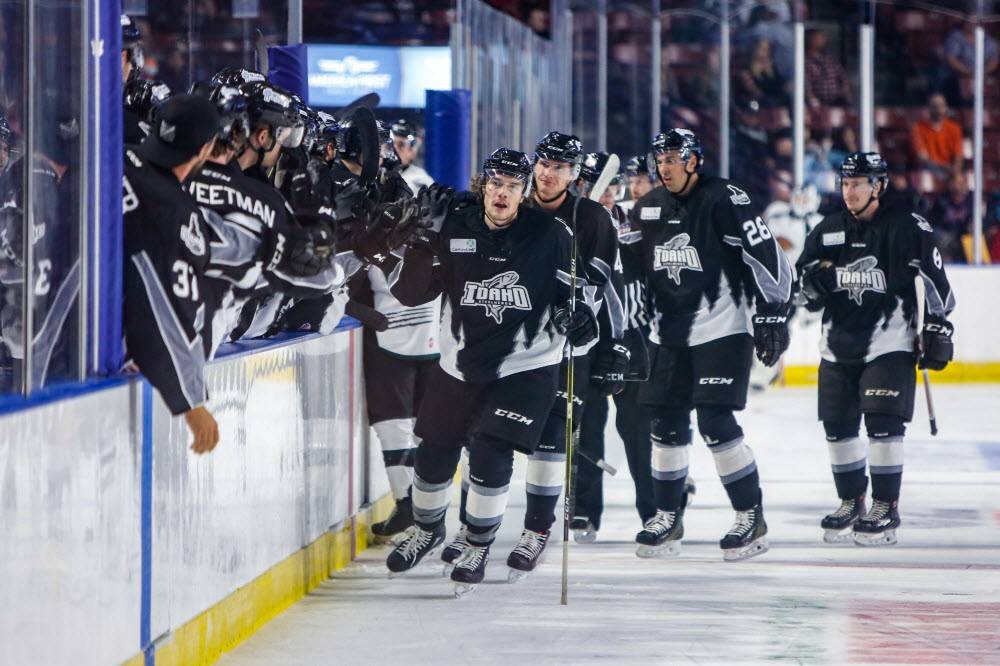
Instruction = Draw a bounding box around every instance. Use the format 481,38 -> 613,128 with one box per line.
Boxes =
450,238 -> 477,253
640,206 -> 661,220
180,212 -> 206,256
652,233 -> 703,285
912,213 -> 934,234
460,271 -> 532,323
836,255 -> 886,305
727,185 -> 751,205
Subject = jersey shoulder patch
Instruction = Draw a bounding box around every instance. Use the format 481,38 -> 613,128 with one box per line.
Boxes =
911,212 -> 934,233
726,184 -> 751,206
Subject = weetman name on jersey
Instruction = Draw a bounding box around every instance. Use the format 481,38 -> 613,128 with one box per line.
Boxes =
189,179 -> 277,228
652,233 -> 703,285
460,270 -> 532,324
836,256 -> 887,305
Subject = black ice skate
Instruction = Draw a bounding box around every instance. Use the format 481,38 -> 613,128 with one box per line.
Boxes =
821,496 -> 866,544
635,509 -> 684,558
386,524 -> 445,575
721,504 -> 769,561
507,529 -> 549,582
371,496 -> 414,543
570,516 -> 597,544
451,543 -> 490,598
852,499 -> 900,546
684,478 -> 697,507
440,524 -> 471,577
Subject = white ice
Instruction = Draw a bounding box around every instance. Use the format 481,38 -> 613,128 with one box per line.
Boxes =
219,385 -> 1000,665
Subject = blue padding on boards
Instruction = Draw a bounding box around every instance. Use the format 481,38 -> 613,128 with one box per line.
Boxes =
425,89 -> 471,189
268,44 -> 309,102
141,382 -> 153,665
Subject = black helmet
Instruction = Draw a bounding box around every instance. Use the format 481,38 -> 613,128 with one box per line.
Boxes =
289,94 -> 321,152
212,67 -> 266,88
241,81 -> 304,149
580,152 -> 611,183
313,110 -> 339,157
333,116 -> 389,160
840,151 -> 889,193
651,128 -> 703,170
125,78 -> 172,124
121,15 -> 144,82
390,119 -> 418,145
204,84 -> 250,150
483,147 -> 533,194
534,131 -> 584,168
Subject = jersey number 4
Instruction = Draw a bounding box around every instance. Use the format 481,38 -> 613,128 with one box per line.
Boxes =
742,216 -> 772,247
172,260 -> 199,301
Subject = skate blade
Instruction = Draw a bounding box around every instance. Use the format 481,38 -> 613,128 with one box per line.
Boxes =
573,529 -> 597,544
852,529 -> 897,546
635,541 -> 682,559
823,528 -> 854,544
507,567 -> 531,583
441,563 -> 455,578
723,537 -> 769,561
454,582 -> 478,598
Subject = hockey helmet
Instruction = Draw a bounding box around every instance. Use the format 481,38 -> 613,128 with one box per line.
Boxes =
483,147 -> 533,196
534,131 -> 584,175
651,128 -> 703,170
121,15 -> 145,81
390,119 -> 418,145
212,67 -> 266,88
839,152 -> 888,195
125,78 -> 172,124
241,81 -> 304,149
790,184 -> 821,218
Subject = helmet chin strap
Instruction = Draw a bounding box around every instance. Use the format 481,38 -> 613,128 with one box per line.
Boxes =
850,179 -> 881,219
661,162 -> 695,195
485,208 -> 514,229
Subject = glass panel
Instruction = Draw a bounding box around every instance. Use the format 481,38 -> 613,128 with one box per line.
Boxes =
0,0 -> 25,392
572,2 -> 601,150
302,0 -> 452,46
606,0 -> 652,157
28,0 -> 84,388
660,0 -> 721,175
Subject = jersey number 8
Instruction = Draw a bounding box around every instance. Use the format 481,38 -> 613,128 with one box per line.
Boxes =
742,216 -> 772,247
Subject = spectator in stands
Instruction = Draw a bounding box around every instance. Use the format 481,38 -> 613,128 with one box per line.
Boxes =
735,3 -> 793,80
826,125 -> 859,170
883,161 -> 929,216
937,22 -> 999,107
911,93 -> 963,175
929,172 -> 973,263
737,39 -> 789,108
805,29 -> 852,107
730,98 -> 771,204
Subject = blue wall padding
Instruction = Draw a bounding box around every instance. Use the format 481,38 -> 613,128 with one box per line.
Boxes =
425,89 -> 471,190
267,44 -> 309,102
98,0 -> 122,375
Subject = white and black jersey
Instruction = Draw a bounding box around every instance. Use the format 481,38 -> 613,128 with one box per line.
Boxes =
611,203 -> 649,332
763,200 -> 822,267
796,205 -> 956,364
631,176 -> 793,347
389,201 -> 582,383
367,265 -> 440,358
533,194 -> 625,355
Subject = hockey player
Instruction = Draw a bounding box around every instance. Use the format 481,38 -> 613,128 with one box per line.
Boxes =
124,78 -> 172,144
121,14 -> 144,85
572,152 -> 656,542
797,152 -> 955,546
621,154 -> 657,212
390,119 -> 434,193
383,148 -> 598,595
631,128 -> 792,561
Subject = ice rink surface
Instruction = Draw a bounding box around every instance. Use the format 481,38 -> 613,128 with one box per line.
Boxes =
220,385 -> 1000,665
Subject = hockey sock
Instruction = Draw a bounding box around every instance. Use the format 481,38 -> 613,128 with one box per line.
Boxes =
650,409 -> 692,512
866,414 -> 905,502
411,444 -> 461,529
697,407 -> 761,511
524,415 -> 566,533
466,434 -> 516,545
458,448 -> 470,526
372,418 -> 417,500
823,419 -> 868,499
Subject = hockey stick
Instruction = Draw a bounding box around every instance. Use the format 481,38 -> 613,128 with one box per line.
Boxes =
914,276 -> 939,436
587,154 -> 620,202
577,448 -> 618,476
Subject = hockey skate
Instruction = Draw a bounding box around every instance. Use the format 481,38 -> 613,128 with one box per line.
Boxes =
371,497 -> 414,543
451,543 -> 490,598
852,499 -> 900,546
684,478 -> 697,507
440,524 -> 471,577
721,504 -> 769,561
386,524 -> 445,576
821,496 -> 866,544
570,517 -> 597,544
635,509 -> 684,558
507,529 -> 549,582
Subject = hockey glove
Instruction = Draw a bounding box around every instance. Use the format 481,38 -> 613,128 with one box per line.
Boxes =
752,307 -> 790,367
333,178 -> 369,222
345,299 -> 390,332
918,316 -> 954,371
415,183 -> 455,233
554,301 -> 598,348
800,260 -> 837,304
354,199 -> 422,268
265,223 -> 328,277
622,327 -> 651,381
591,342 -> 631,395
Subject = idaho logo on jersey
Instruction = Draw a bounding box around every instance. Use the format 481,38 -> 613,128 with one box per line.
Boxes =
461,271 -> 532,324
652,233 -> 703,285
836,256 -> 887,305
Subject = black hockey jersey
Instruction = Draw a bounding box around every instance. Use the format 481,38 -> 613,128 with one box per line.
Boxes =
611,203 -> 649,332
631,176 -> 793,347
389,200 -> 581,383
796,204 -> 956,364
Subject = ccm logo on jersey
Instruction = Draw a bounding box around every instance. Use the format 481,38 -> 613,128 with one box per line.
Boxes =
494,409 -> 534,425
460,271 -> 531,323
836,256 -> 886,305
865,389 -> 900,397
652,233 -> 703,285
699,377 -> 734,385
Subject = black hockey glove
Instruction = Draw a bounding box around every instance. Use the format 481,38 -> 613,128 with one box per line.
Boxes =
554,301 -> 598,348
622,327 -> 651,381
918,316 -> 954,371
333,178 -> 369,222
264,223 -> 328,277
752,306 -> 790,367
590,342 -> 630,396
354,199 -> 422,268
415,183 -> 455,233
800,260 -> 837,304
344,299 -> 389,332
